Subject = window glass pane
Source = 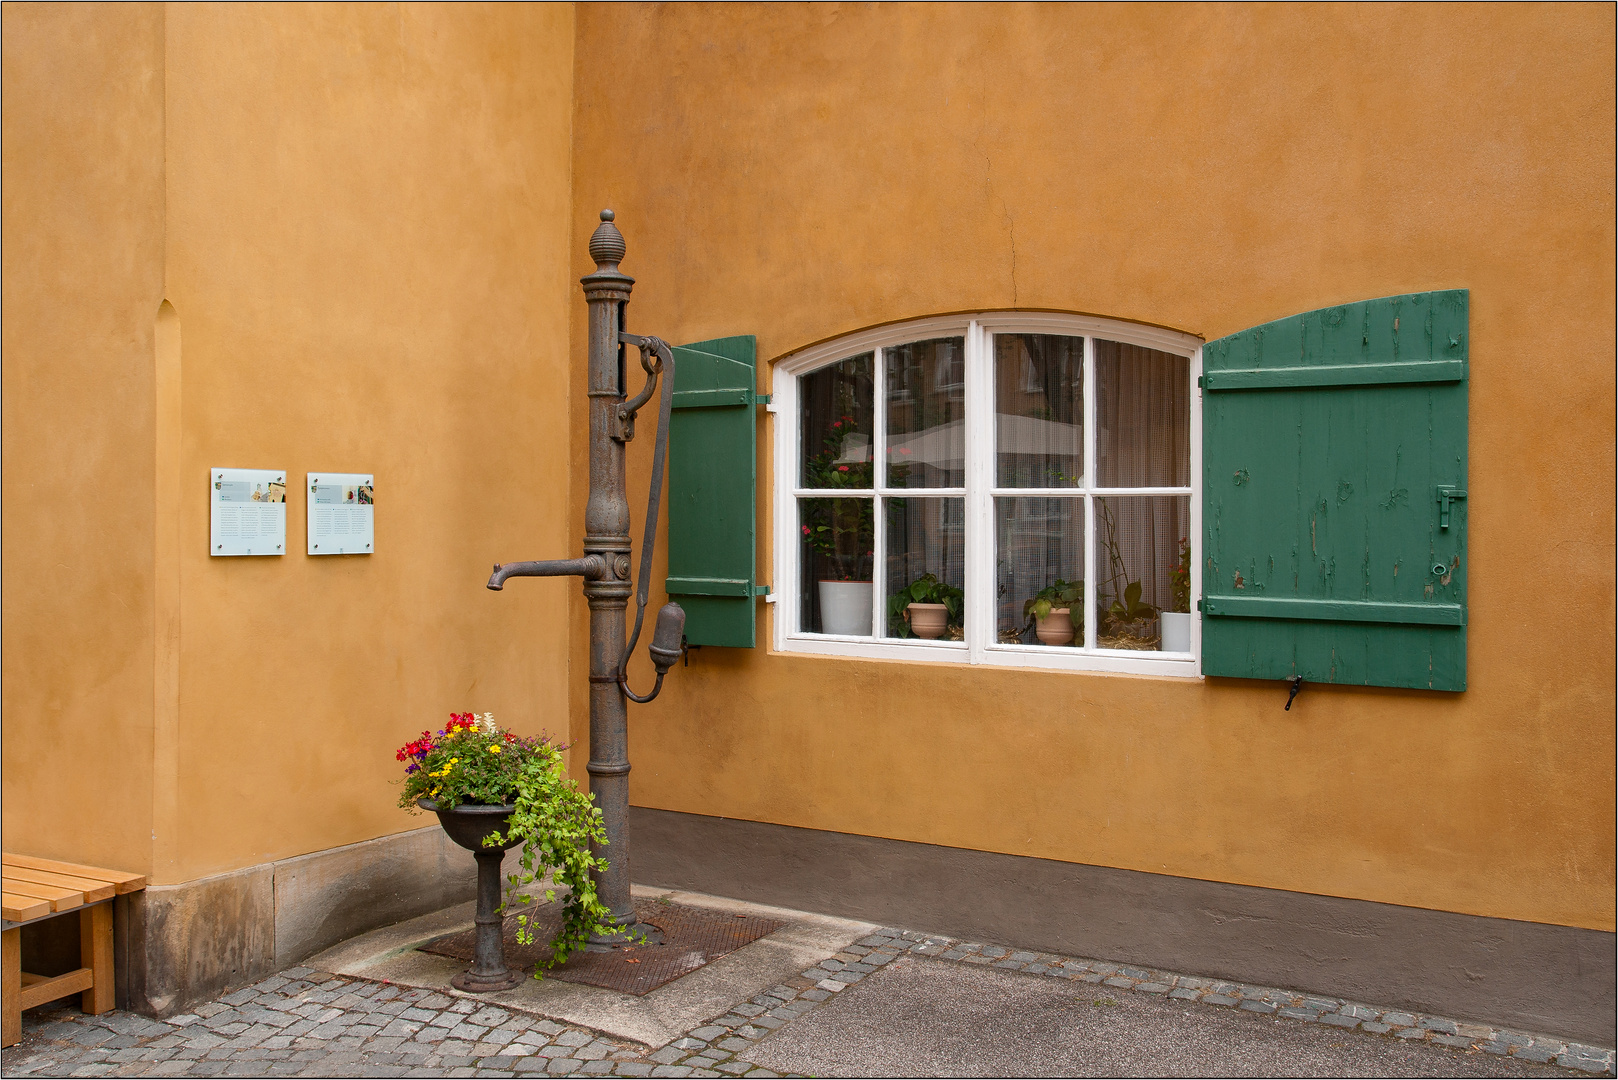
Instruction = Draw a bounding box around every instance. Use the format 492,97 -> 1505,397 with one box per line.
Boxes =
883,497 -> 965,640
995,333 -> 1085,488
1094,495 -> 1192,652
886,337 -> 966,488
798,497 -> 874,635
801,353 -> 874,489
1095,340 -> 1189,488
995,497 -> 1085,646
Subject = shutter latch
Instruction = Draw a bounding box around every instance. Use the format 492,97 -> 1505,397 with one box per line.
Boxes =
1436,486 -> 1467,529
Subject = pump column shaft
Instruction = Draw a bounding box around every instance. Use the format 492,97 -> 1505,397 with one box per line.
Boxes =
578,211 -> 645,941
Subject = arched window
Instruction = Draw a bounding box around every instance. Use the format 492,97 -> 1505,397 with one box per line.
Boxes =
770,313 -> 1202,676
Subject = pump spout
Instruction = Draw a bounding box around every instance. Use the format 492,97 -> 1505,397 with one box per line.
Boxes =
487,556 -> 608,590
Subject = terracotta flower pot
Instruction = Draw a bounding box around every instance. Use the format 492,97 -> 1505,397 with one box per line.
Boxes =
1035,607 -> 1075,646
906,602 -> 948,639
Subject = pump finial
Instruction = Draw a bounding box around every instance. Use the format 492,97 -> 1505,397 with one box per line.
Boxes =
589,210 -> 626,269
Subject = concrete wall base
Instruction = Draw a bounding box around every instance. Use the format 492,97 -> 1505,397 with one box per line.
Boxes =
631,807 -> 1616,1046
120,826 -> 477,1017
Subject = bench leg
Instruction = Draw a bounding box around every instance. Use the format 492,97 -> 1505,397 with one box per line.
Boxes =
79,903 -> 113,1015
3,926 -> 19,1047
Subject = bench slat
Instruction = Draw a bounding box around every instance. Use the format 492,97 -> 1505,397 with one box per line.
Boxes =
1,892 -> 51,922
0,880 -> 83,913
2,868 -> 115,904
2,855 -> 145,894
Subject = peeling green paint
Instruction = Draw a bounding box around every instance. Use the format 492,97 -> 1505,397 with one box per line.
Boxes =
1202,291 -> 1468,691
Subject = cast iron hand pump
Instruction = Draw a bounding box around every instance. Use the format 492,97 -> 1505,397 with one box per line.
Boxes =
484,210 -> 683,947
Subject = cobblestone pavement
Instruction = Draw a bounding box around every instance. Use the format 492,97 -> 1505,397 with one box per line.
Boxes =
4,927 -> 1612,1078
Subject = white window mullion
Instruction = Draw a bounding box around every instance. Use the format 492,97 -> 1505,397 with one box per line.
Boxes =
870,347 -> 886,638
1082,334 -> 1098,651
965,321 -> 993,663
1189,345 -> 1204,674
774,368 -> 799,647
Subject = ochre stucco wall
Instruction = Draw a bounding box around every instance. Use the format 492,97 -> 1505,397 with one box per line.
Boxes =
3,3 -> 580,885
156,3 -> 578,883
572,4 -> 1616,930
2,3 -> 167,873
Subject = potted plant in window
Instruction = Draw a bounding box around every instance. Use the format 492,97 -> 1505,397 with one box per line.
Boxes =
1024,579 -> 1084,645
888,572 -> 964,639
396,713 -> 611,990
1099,580 -> 1160,649
1160,538 -> 1192,652
804,414 -> 875,635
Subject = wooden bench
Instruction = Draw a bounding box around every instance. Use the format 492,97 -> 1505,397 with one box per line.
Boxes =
2,853 -> 146,1048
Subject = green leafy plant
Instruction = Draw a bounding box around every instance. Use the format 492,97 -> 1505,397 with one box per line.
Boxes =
1104,580 -> 1158,627
887,572 -> 964,637
1093,499 -> 1159,635
801,413 -> 875,582
396,713 -> 611,973
1024,579 -> 1085,626
1169,537 -> 1191,614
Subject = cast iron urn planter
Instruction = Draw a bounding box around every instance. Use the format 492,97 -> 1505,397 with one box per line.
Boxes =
420,800 -> 523,992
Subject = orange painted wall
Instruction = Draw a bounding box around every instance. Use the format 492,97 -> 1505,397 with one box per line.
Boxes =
157,3 -> 578,883
3,3 -> 1610,933
572,4 -> 1616,930
4,3 -> 580,885
2,3 -> 166,873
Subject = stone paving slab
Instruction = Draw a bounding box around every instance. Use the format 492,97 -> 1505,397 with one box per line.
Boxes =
3,909 -> 1612,1078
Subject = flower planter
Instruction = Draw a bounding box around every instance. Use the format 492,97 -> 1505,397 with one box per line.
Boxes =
421,800 -> 523,992
818,580 -> 873,636
1160,611 -> 1192,653
905,602 -> 949,639
1035,607 -> 1075,646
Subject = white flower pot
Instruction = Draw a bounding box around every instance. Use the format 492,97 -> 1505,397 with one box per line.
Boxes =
1160,611 -> 1192,653
818,580 -> 873,636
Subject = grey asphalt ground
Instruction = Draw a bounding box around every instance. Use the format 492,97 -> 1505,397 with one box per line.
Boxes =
3,894 -> 1609,1078
742,954 -> 1574,1079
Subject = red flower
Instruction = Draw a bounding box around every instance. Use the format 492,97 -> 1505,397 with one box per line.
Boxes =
838,465 -> 849,472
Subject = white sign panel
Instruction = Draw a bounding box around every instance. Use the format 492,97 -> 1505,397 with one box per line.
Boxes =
211,468 -> 287,556
307,472 -> 374,554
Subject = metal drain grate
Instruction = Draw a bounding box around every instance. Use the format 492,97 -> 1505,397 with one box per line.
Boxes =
419,898 -> 785,996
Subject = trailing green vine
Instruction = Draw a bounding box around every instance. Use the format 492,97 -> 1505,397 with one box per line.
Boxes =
396,713 -> 612,974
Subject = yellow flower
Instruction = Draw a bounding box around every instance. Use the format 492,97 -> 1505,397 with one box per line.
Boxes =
488,745 -> 502,754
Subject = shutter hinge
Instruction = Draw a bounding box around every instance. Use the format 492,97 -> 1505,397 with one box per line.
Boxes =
1196,374 -> 1205,389
755,584 -> 773,600
754,394 -> 772,406
1196,598 -> 1203,612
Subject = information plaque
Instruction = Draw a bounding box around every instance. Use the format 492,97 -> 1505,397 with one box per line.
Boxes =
307,472 -> 374,554
210,468 -> 287,556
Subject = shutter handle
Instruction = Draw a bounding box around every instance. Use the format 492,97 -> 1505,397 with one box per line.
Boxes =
1436,486 -> 1467,529
1284,675 -> 1304,711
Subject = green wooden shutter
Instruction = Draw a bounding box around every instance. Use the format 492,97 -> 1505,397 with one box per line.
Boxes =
1201,291 -> 1468,691
666,335 -> 760,647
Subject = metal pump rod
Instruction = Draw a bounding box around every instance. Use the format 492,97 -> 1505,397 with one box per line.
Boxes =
484,210 -> 681,948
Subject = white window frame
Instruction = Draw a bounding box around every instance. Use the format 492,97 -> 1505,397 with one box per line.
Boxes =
770,312 -> 1204,677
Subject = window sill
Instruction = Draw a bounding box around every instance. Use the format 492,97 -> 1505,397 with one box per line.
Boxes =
778,633 -> 1200,677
